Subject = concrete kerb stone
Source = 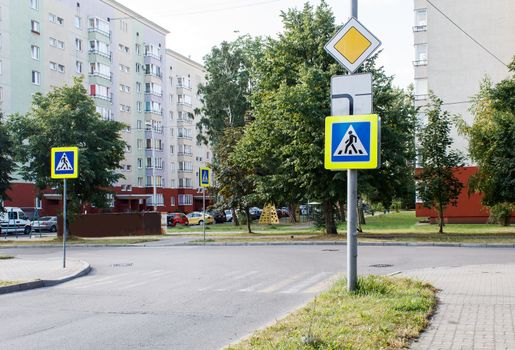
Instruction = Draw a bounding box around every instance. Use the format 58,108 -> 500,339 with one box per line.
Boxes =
0,260 -> 91,295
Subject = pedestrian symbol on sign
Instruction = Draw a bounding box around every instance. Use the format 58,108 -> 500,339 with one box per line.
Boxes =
56,153 -> 73,171
199,167 -> 211,187
333,125 -> 368,156
202,172 -> 208,183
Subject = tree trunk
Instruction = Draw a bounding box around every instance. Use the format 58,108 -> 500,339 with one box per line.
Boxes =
288,204 -> 297,223
338,201 -> 346,223
502,214 -> 510,227
438,203 -> 444,233
232,208 -> 239,226
244,207 -> 252,234
324,200 -> 337,234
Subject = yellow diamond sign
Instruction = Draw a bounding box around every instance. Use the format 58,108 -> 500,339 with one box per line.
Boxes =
325,17 -> 381,73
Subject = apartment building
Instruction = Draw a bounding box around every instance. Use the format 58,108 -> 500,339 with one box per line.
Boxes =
0,0 -> 210,215
413,0 -> 514,222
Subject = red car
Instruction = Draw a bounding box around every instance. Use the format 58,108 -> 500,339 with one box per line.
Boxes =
167,213 -> 189,227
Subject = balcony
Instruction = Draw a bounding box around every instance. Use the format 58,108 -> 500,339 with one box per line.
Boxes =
178,152 -> 193,157
89,49 -> 112,60
144,90 -> 163,97
414,94 -> 429,101
144,52 -> 161,61
144,71 -> 162,79
91,94 -> 112,102
413,59 -> 428,67
89,71 -> 112,81
88,27 -> 110,38
413,25 -> 427,32
145,109 -> 163,116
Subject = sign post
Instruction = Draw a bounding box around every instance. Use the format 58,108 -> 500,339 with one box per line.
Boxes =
199,167 -> 211,245
324,1 -> 381,291
51,147 -> 78,268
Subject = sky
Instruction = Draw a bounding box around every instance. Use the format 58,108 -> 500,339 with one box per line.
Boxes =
118,0 -> 414,88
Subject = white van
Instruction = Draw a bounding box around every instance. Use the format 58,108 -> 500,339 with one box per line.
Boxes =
0,207 -> 32,235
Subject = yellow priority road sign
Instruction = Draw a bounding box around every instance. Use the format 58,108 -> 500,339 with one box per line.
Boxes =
324,17 -> 381,73
51,147 -> 78,179
324,114 -> 380,170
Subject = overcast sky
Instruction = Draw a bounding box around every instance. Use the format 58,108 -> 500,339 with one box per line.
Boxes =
118,0 -> 414,88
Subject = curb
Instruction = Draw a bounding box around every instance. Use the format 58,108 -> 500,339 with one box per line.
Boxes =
0,260 -> 92,295
176,241 -> 515,248
1,241 -> 515,249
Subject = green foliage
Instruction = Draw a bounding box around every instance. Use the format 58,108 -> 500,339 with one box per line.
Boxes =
417,95 -> 464,233
457,60 -> 515,225
197,36 -> 262,146
7,77 -> 126,214
0,112 -> 14,209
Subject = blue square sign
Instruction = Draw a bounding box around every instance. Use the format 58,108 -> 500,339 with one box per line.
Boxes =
51,147 -> 78,179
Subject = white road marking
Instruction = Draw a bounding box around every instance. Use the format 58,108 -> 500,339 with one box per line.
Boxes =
280,272 -> 332,294
258,272 -> 308,293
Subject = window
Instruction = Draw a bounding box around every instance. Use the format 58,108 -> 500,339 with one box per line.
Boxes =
119,64 -> 130,73
137,139 -> 143,149
30,0 -> 39,10
88,17 -> 110,36
178,94 -> 192,105
125,165 -> 132,172
126,145 -> 132,153
89,40 -> 110,56
76,61 -> 83,74
96,106 -> 112,120
135,44 -> 141,55
144,44 -> 160,59
136,101 -> 142,112
178,161 -> 193,172
414,43 -> 428,65
49,62 -> 57,71
90,62 -> 111,78
170,196 -> 175,206
31,20 -> 40,33
120,104 -> 131,112
137,177 -> 143,187
136,120 -> 143,129
178,194 -> 193,205
118,44 -> 129,53
415,78 -> 428,99
57,64 -> 65,73
74,16 -> 82,29
136,82 -> 141,93
146,157 -> 152,168
169,111 -> 173,120
32,70 -> 40,85
49,13 -> 64,25
137,158 -> 142,169
0,87 -> 3,102
31,45 -> 40,60
148,193 -> 164,206
75,38 -> 82,51
414,9 -> 427,31
49,37 -> 64,49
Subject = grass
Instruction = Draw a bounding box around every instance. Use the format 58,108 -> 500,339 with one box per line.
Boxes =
0,255 -> 14,260
227,275 -> 436,350
0,281 -> 21,287
0,236 -> 160,245
169,221 -> 310,233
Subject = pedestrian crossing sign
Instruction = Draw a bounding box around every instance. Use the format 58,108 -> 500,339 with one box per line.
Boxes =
199,167 -> 211,187
51,147 -> 79,179
324,114 -> 380,170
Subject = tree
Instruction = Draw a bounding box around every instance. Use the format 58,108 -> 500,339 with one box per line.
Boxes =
8,77 -> 126,220
197,36 -> 262,227
416,95 -> 464,233
458,60 -> 515,225
197,36 -> 262,146
0,112 -> 14,210
236,2 -> 417,233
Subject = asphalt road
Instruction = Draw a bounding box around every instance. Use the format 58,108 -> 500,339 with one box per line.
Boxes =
1,245 -> 515,349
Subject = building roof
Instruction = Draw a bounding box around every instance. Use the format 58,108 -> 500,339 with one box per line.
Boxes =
166,49 -> 205,72
101,0 -> 170,35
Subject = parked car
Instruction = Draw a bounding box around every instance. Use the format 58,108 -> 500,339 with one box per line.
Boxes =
186,212 -> 214,225
207,210 -> 226,224
31,216 -> 58,233
277,207 -> 290,218
167,212 -> 189,227
0,207 -> 32,235
249,207 -> 262,220
224,210 -> 233,222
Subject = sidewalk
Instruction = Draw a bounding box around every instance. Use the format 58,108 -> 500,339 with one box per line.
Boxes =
0,257 -> 91,295
404,264 -> 515,350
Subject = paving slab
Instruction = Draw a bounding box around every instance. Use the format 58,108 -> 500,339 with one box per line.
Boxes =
0,257 -> 91,294
404,264 -> 515,350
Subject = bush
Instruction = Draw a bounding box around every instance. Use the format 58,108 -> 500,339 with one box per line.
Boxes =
489,203 -> 514,226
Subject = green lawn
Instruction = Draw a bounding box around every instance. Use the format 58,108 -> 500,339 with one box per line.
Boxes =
227,276 -> 436,350
169,222 -> 314,234
0,281 -> 21,287
0,236 -> 160,245
354,211 -> 515,235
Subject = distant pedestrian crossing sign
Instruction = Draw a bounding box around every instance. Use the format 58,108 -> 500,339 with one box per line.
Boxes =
325,115 -> 380,170
199,167 -> 211,187
51,147 -> 78,179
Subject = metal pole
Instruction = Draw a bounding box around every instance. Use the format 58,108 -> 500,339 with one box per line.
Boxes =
151,124 -> 157,212
347,0 -> 358,292
63,178 -> 67,268
202,187 -> 206,245
347,170 -> 358,291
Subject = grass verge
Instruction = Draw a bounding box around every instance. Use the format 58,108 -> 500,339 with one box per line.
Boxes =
0,281 -> 21,287
0,236 -> 160,245
228,276 -> 436,350
0,255 -> 15,260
